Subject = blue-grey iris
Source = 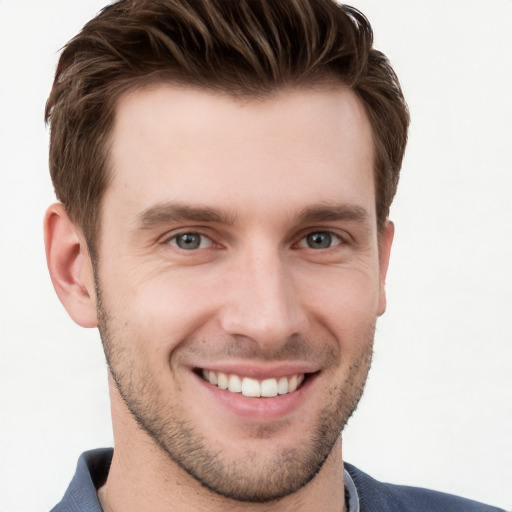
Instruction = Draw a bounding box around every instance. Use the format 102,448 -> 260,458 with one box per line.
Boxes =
306,232 -> 333,249
176,233 -> 202,250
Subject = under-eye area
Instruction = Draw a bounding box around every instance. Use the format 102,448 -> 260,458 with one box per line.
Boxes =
195,369 -> 315,397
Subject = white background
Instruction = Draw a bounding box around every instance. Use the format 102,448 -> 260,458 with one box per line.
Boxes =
0,1 -> 511,511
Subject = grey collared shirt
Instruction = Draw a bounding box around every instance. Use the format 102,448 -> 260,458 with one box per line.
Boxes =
344,467 -> 360,512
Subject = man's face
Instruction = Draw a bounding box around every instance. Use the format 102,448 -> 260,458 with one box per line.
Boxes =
95,84 -> 392,502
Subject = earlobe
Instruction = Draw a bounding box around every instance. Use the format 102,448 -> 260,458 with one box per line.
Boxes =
44,203 -> 98,328
377,220 -> 394,316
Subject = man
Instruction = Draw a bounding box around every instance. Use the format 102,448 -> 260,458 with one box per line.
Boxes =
43,1 -> 504,511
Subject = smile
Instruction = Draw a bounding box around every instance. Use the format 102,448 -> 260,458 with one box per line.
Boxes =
200,369 -> 306,397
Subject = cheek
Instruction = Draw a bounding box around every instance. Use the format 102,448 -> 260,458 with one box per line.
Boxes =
297,267 -> 381,326
105,268 -> 221,355
291,268 -> 379,375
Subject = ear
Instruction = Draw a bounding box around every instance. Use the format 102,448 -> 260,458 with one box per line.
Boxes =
377,220 -> 394,316
44,203 -> 98,327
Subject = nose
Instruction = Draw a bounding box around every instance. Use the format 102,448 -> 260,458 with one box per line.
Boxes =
218,249 -> 309,351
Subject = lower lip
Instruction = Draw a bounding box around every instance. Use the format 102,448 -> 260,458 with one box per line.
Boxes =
195,372 -> 318,422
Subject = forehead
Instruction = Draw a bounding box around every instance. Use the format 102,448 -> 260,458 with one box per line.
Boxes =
105,84 -> 375,225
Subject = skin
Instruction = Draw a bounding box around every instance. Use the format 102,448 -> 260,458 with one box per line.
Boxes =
45,84 -> 393,512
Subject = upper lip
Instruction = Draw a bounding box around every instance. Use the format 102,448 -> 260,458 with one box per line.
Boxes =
192,361 -> 320,380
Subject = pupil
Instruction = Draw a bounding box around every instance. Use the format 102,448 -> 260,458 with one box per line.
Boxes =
177,233 -> 201,250
307,232 -> 331,249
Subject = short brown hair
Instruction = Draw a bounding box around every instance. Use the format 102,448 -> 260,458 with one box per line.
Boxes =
45,0 -> 409,258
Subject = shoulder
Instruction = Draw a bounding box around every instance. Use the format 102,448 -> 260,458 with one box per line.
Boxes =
345,463 -> 505,512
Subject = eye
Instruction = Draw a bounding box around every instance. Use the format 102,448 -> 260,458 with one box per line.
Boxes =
297,231 -> 343,250
167,232 -> 213,250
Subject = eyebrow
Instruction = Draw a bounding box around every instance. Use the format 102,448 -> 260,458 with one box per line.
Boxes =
135,201 -> 371,231
296,203 -> 371,225
135,202 -> 237,229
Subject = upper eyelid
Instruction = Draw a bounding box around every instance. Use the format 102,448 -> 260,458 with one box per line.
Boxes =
168,231 -> 210,240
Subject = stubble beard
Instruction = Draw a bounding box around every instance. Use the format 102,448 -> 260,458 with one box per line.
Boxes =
96,288 -> 374,503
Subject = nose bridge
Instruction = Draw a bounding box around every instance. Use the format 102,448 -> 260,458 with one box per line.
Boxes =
219,243 -> 307,347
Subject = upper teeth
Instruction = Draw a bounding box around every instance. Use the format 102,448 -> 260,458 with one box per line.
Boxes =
202,370 -> 304,397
